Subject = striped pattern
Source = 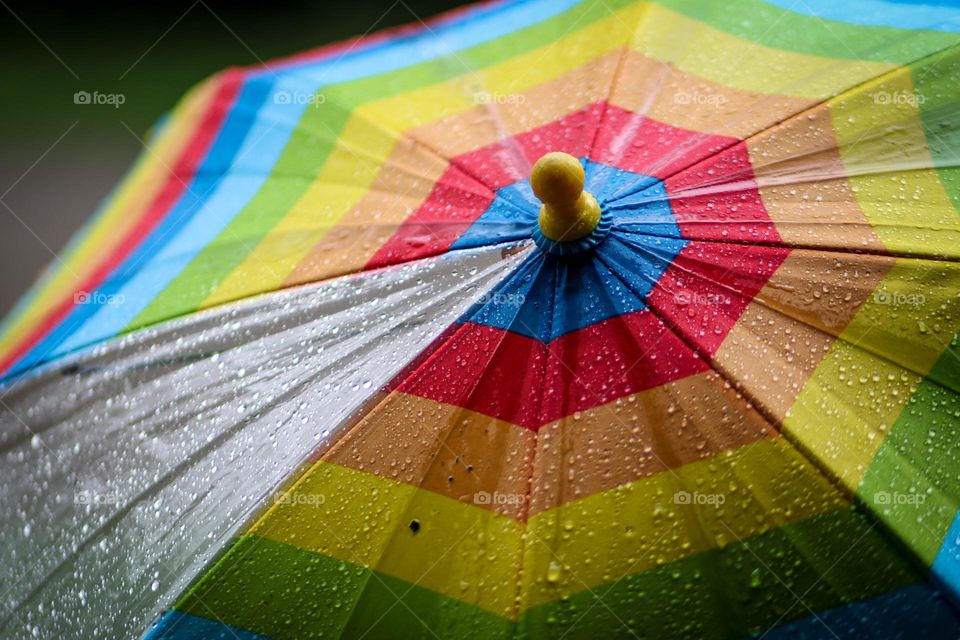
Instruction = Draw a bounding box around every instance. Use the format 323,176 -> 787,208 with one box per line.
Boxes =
3,0 -> 960,638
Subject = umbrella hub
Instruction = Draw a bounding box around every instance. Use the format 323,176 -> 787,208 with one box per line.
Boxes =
531,152 -> 610,256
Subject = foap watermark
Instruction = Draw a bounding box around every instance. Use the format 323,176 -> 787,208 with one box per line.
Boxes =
75,489 -> 120,505
873,289 -> 925,307
273,90 -> 327,107
274,491 -> 326,506
476,291 -> 526,307
472,91 -> 526,106
672,91 -> 728,108
674,490 -> 725,506
74,90 -> 126,108
871,90 -> 926,108
873,491 -> 926,506
74,291 -> 125,307
473,491 -> 528,506
674,289 -> 731,307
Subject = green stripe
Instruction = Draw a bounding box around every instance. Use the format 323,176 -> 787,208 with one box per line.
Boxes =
176,505 -> 923,639
858,348 -> 960,564
518,506 -> 922,639
911,43 -> 960,214
175,535 -> 512,640
656,0 -> 960,63
860,46 -> 960,564
128,0 -> 632,330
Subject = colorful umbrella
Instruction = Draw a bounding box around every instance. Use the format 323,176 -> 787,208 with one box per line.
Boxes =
2,0 -> 960,638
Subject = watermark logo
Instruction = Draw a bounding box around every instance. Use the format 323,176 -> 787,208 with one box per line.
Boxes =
274,491 -> 326,506
477,291 -> 526,307
872,290 -> 924,307
74,291 -> 125,307
673,91 -> 728,107
473,491 -> 528,506
871,90 -> 926,108
674,289 -> 731,307
873,491 -> 925,506
74,91 -> 125,108
674,491 -> 725,506
273,91 -> 327,107
473,92 -> 526,106
75,489 -> 119,505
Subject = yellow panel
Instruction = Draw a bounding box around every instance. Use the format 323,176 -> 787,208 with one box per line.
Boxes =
521,436 -> 846,609
783,340 -> 921,491
633,4 -> 895,100
199,115 -> 398,308
356,5 -> 643,134
830,69 -> 960,257
252,461 -> 524,618
842,258 -> 960,376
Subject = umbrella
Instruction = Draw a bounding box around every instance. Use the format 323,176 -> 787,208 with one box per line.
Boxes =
2,0 -> 960,638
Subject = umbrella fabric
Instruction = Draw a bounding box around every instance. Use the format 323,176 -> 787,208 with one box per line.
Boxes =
1,0 -> 959,638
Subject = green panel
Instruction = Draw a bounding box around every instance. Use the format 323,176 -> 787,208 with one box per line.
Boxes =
911,44 -> 960,214
657,0 -> 960,62
859,351 -> 960,563
517,507 -> 922,639
175,535 -> 513,640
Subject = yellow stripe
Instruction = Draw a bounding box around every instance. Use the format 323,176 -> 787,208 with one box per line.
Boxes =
199,116 -> 398,308
783,340 -> 919,491
253,435 -> 847,616
251,461 -> 523,618
632,4 -> 894,100
0,76 -> 221,357
521,435 -> 845,608
843,259 -> 960,376
784,258 -> 960,491
830,68 -> 960,257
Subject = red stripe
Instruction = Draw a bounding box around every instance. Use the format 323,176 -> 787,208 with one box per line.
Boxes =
453,102 -> 606,189
397,310 -> 707,430
665,141 -> 782,243
591,104 -> 734,180
369,102 -> 752,269
364,167 -> 495,270
366,103 -> 605,269
0,70 -> 245,376
646,241 -> 790,355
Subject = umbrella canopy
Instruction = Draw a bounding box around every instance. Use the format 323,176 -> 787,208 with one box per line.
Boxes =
2,0 -> 960,638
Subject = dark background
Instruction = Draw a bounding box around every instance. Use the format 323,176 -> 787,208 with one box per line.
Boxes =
0,0 -> 465,318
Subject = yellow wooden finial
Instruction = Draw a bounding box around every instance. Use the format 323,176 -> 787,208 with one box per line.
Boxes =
531,152 -> 601,242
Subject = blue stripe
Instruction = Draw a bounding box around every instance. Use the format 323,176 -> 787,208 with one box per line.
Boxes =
752,583 -> 960,639
763,0 -> 960,31
9,77 -> 272,374
934,510 -> 960,596
7,0 -> 587,376
452,160 -> 680,251
144,610 -> 271,640
464,231 -> 686,342
460,160 -> 685,342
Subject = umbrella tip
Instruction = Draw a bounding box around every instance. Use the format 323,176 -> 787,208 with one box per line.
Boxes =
531,152 -> 601,242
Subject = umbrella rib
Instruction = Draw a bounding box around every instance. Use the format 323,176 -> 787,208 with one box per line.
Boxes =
506,257 -> 559,632
616,225 -> 960,263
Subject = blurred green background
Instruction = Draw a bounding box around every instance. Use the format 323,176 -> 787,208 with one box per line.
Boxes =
0,0 -> 465,318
